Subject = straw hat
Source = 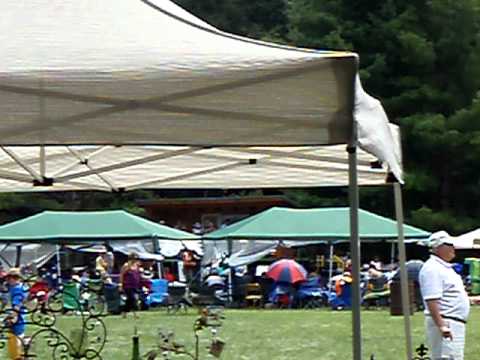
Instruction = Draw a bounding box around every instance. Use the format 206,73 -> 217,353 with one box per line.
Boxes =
6,267 -> 22,279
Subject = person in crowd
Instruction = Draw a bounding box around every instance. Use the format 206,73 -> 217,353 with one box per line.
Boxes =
95,252 -> 108,277
104,248 -> 115,274
0,262 -> 8,308
181,250 -> 198,283
370,256 -> 383,271
163,266 -> 176,282
173,220 -> 188,231
419,231 -> 470,360
5,268 -> 26,360
120,252 -> 141,319
367,263 -> 383,279
344,258 -> 352,273
203,220 -> 217,234
191,222 -> 203,235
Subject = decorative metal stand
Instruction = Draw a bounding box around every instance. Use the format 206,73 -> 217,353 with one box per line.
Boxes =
144,306 -> 226,359
0,277 -> 107,359
367,343 -> 431,360
413,343 -> 431,360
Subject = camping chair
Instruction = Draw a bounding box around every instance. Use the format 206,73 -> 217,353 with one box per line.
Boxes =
63,281 -> 81,312
82,279 -> 105,314
296,277 -> 325,308
363,276 -> 390,308
103,282 -> 122,315
329,281 -> 352,310
166,283 -> 192,314
244,283 -> 263,308
149,279 -> 169,306
268,282 -> 295,309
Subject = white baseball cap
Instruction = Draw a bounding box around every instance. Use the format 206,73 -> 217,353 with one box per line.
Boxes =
427,231 -> 454,248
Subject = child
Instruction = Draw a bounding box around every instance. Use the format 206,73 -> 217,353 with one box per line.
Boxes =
5,268 -> 26,360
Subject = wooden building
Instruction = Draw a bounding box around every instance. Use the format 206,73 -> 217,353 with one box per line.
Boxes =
138,196 -> 293,232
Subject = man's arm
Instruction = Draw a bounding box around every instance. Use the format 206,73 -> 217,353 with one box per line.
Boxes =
470,296 -> 480,305
426,299 -> 452,340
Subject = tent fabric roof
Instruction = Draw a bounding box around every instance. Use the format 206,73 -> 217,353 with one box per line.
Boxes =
0,210 -> 198,243
454,229 -> 480,249
0,0 -> 402,190
204,207 -> 430,241
0,144 -> 389,192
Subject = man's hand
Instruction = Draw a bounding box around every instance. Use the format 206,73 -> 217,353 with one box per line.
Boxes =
470,296 -> 480,305
440,325 -> 453,340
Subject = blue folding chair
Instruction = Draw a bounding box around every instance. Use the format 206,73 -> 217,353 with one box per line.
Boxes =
149,279 -> 169,306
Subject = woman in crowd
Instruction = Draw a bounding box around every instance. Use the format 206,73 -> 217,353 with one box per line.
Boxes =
120,252 -> 141,319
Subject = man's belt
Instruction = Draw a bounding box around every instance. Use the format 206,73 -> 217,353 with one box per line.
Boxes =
441,315 -> 467,324
426,314 -> 467,324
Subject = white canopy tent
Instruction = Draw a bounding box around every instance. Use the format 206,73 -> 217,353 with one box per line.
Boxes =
0,144 -> 389,191
0,1 -> 410,359
454,229 -> 480,250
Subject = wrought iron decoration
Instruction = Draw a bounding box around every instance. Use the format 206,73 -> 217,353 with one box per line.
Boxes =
144,306 -> 226,360
0,276 -> 107,359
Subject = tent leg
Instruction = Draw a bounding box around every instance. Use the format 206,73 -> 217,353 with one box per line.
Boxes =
152,236 -> 162,278
390,242 -> 395,265
348,145 -> 362,360
227,239 -> 233,304
394,182 -> 413,360
56,245 -> 62,283
328,243 -> 334,291
15,245 -> 22,268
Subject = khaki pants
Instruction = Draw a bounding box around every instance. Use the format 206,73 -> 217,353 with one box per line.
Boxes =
7,333 -> 23,360
425,317 -> 465,360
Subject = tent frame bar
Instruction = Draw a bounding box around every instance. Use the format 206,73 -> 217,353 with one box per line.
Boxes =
348,144 -> 362,360
55,147 -> 200,182
394,182 -> 413,360
1,147 -> 43,182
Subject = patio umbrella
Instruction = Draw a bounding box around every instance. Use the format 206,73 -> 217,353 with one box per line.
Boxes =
266,259 -> 307,284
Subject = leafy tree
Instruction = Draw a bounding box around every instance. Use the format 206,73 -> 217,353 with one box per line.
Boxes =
286,0 -> 480,232
174,0 -> 288,40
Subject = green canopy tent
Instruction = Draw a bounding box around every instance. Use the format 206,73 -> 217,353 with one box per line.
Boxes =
203,206 -> 430,287
0,210 -> 197,243
0,210 -> 199,275
205,206 -> 429,241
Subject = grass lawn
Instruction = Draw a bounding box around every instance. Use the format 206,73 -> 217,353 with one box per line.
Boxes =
4,307 -> 480,359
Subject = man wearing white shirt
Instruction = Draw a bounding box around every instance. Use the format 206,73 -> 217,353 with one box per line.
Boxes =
419,231 -> 470,360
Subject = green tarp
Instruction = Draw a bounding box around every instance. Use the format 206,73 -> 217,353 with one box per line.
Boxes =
0,210 -> 197,243
204,207 -> 429,242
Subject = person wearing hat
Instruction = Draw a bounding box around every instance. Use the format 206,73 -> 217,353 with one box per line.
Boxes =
419,231 -> 470,359
5,268 -> 27,360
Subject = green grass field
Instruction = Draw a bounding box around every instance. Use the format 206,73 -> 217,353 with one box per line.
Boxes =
4,307 -> 480,359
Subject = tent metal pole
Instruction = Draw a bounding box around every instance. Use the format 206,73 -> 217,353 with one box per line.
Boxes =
56,245 -> 62,283
227,239 -> 233,304
15,245 -> 22,268
348,145 -> 362,360
390,242 -> 395,265
328,243 -> 334,291
152,236 -> 162,278
394,182 -> 413,360
40,146 -> 46,177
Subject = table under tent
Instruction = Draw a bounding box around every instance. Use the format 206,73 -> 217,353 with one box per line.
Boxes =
0,210 -> 200,277
0,0 -> 410,359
